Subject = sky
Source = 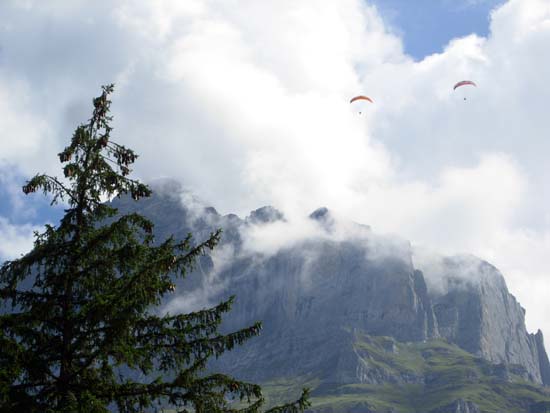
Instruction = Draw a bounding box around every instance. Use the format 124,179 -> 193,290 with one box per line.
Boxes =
1,0 -> 550,342
371,0 -> 506,59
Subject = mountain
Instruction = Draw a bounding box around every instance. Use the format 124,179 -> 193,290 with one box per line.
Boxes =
428,256 -> 550,385
110,180 -> 550,412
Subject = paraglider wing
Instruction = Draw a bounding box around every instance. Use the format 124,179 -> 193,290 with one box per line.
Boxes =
453,80 -> 477,90
350,95 -> 374,104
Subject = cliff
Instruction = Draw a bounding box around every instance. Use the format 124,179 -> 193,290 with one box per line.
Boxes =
109,182 -> 550,411
429,256 -> 548,384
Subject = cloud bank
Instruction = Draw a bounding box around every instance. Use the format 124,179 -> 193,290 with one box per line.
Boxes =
0,0 -> 549,338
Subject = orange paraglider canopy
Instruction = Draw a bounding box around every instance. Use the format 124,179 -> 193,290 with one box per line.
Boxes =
350,95 -> 374,104
453,80 -> 477,90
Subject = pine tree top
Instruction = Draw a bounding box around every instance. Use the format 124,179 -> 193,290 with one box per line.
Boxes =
0,85 -> 309,413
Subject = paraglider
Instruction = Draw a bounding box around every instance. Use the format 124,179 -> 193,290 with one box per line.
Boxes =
350,95 -> 374,104
350,95 -> 373,114
453,80 -> 477,100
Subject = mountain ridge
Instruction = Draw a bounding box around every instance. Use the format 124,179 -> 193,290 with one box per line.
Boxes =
109,181 -> 550,412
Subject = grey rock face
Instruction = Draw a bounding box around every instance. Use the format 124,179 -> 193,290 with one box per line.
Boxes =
226,238 -> 437,337
535,330 -> 550,384
428,256 -> 548,384
211,236 -> 438,383
112,186 -> 550,387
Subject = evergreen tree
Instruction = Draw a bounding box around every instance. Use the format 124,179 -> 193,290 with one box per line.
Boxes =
0,85 -> 310,413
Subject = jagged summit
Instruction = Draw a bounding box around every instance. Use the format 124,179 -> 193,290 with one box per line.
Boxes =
246,206 -> 285,225
309,206 -> 330,221
308,206 -> 335,231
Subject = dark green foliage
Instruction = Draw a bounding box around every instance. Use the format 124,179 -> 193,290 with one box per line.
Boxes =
0,85 -> 309,413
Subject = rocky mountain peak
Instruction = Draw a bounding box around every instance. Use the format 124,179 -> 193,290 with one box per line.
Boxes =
246,206 -> 285,225
308,207 -> 336,232
309,207 -> 330,221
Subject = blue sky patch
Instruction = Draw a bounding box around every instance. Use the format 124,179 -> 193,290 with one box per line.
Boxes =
370,0 -> 505,60
0,171 -> 63,227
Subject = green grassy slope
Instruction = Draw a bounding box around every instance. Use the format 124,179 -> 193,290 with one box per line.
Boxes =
261,333 -> 550,413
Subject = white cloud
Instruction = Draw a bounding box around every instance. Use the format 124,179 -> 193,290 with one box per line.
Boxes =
0,0 -> 550,341
0,75 -> 54,173
0,218 -> 37,260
